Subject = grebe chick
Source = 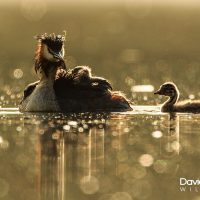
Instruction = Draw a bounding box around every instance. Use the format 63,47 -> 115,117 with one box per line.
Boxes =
154,82 -> 200,113
19,33 -> 132,112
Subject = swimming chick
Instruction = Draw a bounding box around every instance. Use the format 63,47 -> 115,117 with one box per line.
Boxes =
19,33 -> 132,112
154,82 -> 200,113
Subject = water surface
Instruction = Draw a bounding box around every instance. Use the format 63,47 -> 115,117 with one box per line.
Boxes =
0,108 -> 199,200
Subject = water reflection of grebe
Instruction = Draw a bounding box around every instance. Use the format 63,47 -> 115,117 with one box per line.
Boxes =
19,33 -> 132,112
32,113 -> 182,200
37,114 -> 109,200
154,82 -> 200,113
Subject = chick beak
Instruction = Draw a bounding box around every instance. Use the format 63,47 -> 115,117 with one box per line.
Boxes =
154,89 -> 162,95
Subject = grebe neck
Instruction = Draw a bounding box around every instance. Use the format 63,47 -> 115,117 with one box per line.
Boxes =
35,43 -> 66,81
162,90 -> 179,111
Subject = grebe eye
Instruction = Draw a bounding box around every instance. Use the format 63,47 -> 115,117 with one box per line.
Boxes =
47,47 -> 54,54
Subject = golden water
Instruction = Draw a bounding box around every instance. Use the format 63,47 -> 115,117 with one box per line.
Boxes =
0,108 -> 199,200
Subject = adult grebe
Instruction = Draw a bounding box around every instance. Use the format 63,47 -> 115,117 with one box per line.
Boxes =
154,82 -> 200,113
19,33 -> 132,112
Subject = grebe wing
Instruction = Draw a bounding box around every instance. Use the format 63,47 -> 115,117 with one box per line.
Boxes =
54,69 -> 111,99
23,81 -> 39,99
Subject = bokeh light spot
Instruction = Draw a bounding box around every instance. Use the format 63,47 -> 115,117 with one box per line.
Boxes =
78,127 -> 84,132
0,137 -> 3,144
139,154 -> 154,167
189,94 -> 195,99
80,176 -> 99,194
16,126 -> 22,132
152,130 -> 163,139
13,69 -> 23,79
68,121 -> 78,127
153,160 -> 168,174
52,132 -> 60,140
131,85 -> 154,93
63,125 -> 70,131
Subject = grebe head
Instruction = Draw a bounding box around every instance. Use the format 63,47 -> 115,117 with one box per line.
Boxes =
36,32 -> 65,62
154,82 -> 179,98
35,32 -> 67,78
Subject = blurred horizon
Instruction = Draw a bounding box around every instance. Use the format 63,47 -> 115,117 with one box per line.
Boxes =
1,0 -> 200,106
2,0 -> 200,6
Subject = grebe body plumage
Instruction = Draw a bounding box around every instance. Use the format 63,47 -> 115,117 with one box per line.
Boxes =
19,33 -> 132,112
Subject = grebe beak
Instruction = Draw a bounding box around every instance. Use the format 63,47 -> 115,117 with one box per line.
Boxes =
48,47 -> 64,61
52,51 -> 64,60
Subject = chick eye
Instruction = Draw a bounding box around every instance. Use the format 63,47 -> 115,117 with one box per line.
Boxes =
166,89 -> 173,93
